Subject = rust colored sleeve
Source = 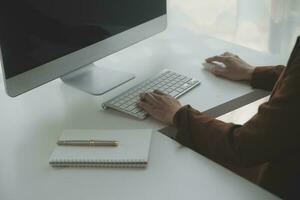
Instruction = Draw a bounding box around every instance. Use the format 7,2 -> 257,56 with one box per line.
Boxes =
250,65 -> 285,91
174,62 -> 300,167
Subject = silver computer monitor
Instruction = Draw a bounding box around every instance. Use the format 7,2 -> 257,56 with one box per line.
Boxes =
0,0 -> 167,97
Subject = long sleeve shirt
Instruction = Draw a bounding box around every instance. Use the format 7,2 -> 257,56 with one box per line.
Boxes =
174,37 -> 300,199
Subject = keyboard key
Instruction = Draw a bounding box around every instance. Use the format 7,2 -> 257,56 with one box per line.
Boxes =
125,106 -> 135,111
131,108 -> 142,113
176,88 -> 185,92
181,83 -> 191,89
170,91 -> 180,97
115,102 -> 122,107
120,104 -> 128,110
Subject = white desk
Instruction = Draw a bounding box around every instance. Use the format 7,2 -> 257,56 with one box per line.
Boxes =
0,3 -> 282,200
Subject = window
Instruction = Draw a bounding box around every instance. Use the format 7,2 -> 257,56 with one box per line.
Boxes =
169,0 -> 300,60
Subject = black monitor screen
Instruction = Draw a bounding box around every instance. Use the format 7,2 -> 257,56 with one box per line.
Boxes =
0,0 -> 166,78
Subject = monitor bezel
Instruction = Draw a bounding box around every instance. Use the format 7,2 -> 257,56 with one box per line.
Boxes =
0,15 -> 167,97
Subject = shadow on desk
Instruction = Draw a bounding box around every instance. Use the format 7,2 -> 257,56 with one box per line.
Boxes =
159,126 -> 262,184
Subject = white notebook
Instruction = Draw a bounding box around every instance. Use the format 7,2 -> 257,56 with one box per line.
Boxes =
49,129 -> 152,168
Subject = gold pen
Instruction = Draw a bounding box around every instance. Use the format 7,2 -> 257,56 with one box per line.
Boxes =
57,140 -> 119,147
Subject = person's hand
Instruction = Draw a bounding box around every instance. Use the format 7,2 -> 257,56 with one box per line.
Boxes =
205,52 -> 254,81
138,90 -> 182,125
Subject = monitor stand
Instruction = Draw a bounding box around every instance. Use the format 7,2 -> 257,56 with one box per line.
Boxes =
61,64 -> 135,95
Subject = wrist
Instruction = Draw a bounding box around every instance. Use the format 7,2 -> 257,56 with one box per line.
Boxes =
244,68 -> 254,81
171,106 -> 185,125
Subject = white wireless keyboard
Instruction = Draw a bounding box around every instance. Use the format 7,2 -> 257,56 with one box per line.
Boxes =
102,69 -> 201,119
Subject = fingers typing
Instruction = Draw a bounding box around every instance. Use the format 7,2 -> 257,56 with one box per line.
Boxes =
153,90 -> 165,95
140,92 -> 157,104
138,101 -> 153,112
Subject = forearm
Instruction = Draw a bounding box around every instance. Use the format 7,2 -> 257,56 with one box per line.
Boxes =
174,87 -> 300,168
174,105 -> 245,165
173,102 -> 293,167
251,65 -> 285,91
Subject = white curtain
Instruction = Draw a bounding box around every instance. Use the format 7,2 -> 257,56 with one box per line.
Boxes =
237,0 -> 300,57
269,0 -> 300,57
